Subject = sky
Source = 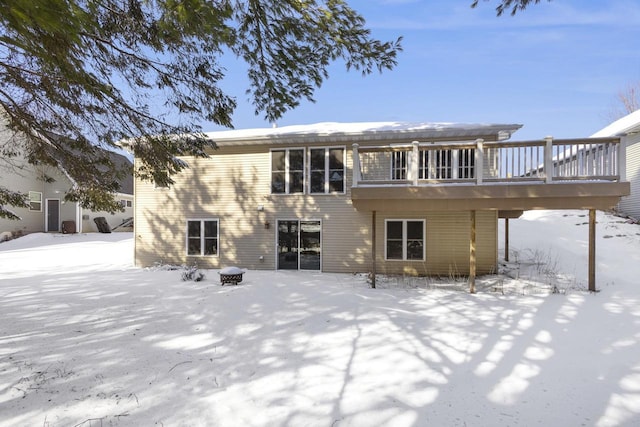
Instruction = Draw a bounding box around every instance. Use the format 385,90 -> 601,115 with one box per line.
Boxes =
203,0 -> 640,141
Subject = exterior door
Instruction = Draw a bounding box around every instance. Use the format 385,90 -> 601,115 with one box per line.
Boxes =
277,220 -> 321,270
46,199 -> 60,232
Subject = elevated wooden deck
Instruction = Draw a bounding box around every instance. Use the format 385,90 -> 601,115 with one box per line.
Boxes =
351,137 -> 630,211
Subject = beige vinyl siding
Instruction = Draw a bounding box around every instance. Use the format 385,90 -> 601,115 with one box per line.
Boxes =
135,144 -> 498,275
619,135 -> 640,219
135,144 -> 371,271
374,211 -> 497,276
360,151 -> 392,181
135,145 -> 268,268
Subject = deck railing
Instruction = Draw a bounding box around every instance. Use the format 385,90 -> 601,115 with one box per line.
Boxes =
352,137 -> 623,187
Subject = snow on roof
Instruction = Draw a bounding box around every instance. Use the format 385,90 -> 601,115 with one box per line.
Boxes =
204,121 -> 522,144
591,109 -> 640,138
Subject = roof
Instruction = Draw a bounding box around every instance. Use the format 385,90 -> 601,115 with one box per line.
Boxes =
204,122 -> 523,145
591,110 -> 640,137
107,151 -> 134,195
43,132 -> 133,195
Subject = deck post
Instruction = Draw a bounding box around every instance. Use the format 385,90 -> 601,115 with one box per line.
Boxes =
371,210 -> 377,289
475,139 -> 484,184
589,209 -> 596,292
352,143 -> 360,187
544,136 -> 554,183
469,210 -> 477,293
504,217 -> 510,262
411,141 -> 420,186
618,137 -> 627,181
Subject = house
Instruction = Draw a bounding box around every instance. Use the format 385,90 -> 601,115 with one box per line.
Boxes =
590,109 -> 640,220
133,122 -> 629,289
0,124 -> 134,238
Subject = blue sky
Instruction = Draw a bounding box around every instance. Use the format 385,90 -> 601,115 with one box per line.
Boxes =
205,0 -> 640,141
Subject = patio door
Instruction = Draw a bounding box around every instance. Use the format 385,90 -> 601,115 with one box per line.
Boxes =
46,199 -> 60,232
277,220 -> 321,270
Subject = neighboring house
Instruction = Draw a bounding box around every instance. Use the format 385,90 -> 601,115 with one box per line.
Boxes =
133,122 -> 629,283
0,124 -> 134,237
590,110 -> 640,220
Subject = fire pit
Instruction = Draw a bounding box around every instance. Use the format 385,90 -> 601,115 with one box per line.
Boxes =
218,266 -> 245,285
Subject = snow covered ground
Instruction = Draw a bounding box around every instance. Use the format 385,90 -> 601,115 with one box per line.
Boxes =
1,210 -> 639,426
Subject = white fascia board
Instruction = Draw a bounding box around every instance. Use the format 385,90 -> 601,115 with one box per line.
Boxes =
204,122 -> 523,146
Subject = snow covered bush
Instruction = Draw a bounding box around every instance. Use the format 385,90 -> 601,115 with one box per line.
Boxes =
181,266 -> 205,282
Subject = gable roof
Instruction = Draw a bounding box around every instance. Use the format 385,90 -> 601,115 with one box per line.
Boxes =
106,150 -> 134,195
41,132 -> 133,196
591,110 -> 640,137
1,117 -> 133,196
204,121 -> 523,145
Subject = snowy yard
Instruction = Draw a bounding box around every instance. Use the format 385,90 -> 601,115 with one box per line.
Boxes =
1,210 -> 640,426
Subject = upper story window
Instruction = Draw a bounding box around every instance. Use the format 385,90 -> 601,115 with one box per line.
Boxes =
310,147 -> 345,194
187,219 -> 218,256
28,191 -> 42,212
271,149 -> 304,194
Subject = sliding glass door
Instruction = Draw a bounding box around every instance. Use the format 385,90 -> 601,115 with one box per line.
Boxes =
277,220 -> 321,270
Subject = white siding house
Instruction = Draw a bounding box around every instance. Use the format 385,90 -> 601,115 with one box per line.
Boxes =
0,125 -> 134,239
591,110 -> 640,220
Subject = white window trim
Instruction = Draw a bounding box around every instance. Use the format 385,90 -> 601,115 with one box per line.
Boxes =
308,146 -> 346,194
28,191 -> 43,212
270,148 -> 306,195
186,218 -> 220,257
384,219 -> 426,261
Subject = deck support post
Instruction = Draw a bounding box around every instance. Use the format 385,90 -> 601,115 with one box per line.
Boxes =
352,143 -> 360,187
411,141 -> 420,186
589,209 -> 596,292
469,210 -> 477,294
475,139 -> 484,184
504,218 -> 510,262
371,210 -> 377,289
544,136 -> 554,183
619,136 -> 627,181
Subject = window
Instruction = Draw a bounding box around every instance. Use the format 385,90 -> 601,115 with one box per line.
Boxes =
28,191 -> 42,212
120,200 -> 133,208
271,149 -> 304,194
310,147 -> 345,193
385,220 -> 425,261
187,219 -> 218,256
